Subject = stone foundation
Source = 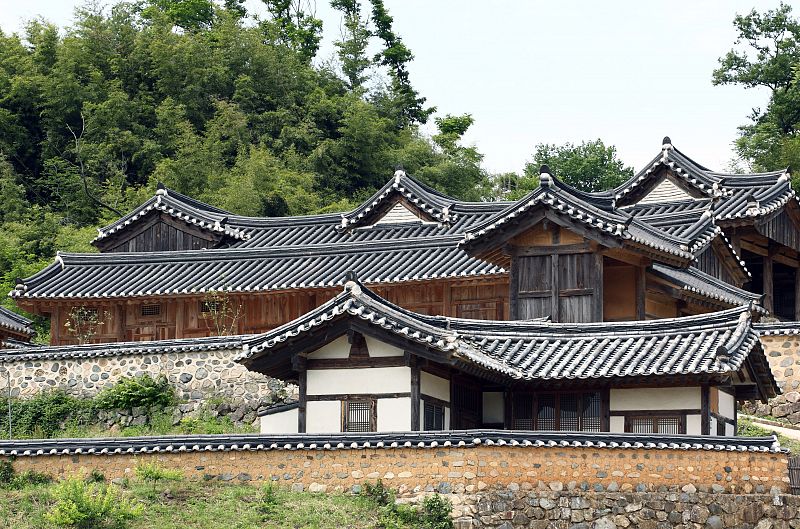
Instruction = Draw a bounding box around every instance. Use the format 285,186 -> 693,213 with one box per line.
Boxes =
449,488 -> 800,528
746,334 -> 800,423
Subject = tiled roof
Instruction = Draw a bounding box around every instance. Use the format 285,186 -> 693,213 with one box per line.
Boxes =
754,322 -> 800,336
461,172 -> 695,265
11,238 -> 504,300
615,138 -> 793,223
0,430 -> 782,457
0,306 -> 34,337
649,263 -> 762,309
239,281 -> 777,396
0,335 -> 245,362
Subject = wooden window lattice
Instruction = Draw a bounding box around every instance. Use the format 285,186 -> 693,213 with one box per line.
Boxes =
342,400 -> 376,432
424,402 -> 445,431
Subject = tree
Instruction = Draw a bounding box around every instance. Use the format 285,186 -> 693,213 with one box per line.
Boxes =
260,0 -> 323,62
143,0 -> 215,30
331,0 -> 372,90
506,140 -> 633,198
369,0 -> 434,126
713,3 -> 800,175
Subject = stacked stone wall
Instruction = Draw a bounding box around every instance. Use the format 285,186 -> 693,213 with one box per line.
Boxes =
748,334 -> 800,423
0,348 -> 289,424
8,444 -> 789,495
450,488 -> 800,528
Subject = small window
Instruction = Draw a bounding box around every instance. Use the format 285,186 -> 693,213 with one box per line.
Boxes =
140,304 -> 161,317
424,402 -> 445,431
625,415 -> 684,434
512,391 -> 602,432
200,300 -> 221,313
716,419 -> 726,436
342,400 -> 375,432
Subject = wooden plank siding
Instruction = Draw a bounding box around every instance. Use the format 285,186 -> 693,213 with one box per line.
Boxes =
99,213 -> 222,253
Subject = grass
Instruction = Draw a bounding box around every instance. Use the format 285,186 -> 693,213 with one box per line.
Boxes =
738,417 -> 800,455
0,480 -> 424,529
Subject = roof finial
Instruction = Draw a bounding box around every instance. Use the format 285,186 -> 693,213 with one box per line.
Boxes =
539,164 -> 552,187
662,136 -> 672,149
343,270 -> 361,294
394,164 -> 406,182
156,181 -> 167,196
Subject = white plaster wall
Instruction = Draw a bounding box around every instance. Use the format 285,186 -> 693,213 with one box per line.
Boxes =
306,367 -> 410,395
719,390 -> 735,420
377,398 -> 411,431
686,414 -> 701,435
610,416 -> 625,433
710,416 -> 717,436
421,371 -> 450,402
610,387 -> 701,411
364,336 -> 404,357
260,408 -> 299,434
306,336 -> 350,359
483,392 -> 504,424
726,423 -> 735,436
306,401 -> 342,433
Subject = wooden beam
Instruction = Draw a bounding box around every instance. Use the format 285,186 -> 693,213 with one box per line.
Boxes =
635,265 -> 646,321
410,359 -> 420,431
764,244 -> 775,314
307,392 -> 411,401
700,384 -> 710,436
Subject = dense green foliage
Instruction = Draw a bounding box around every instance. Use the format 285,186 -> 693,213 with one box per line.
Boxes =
363,480 -> 452,529
94,374 -> 175,410
504,139 -> 634,199
45,478 -> 142,529
0,0 -> 494,334
0,391 -> 95,438
713,2 -> 800,182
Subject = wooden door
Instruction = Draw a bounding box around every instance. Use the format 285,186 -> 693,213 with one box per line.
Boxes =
513,252 -> 600,322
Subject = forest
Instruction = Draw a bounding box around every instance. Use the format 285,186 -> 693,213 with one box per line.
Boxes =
0,0 -> 799,334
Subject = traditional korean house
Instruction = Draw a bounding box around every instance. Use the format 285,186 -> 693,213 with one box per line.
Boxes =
6,137 -> 797,436
0,306 -> 34,348
240,278 -> 776,436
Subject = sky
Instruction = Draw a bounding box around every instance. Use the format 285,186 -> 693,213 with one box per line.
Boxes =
0,0 -> 786,175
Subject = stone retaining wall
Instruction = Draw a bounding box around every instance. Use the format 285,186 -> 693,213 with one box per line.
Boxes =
449,488 -> 800,528
6,444 -> 790,495
747,334 -> 800,423
0,347 -> 289,424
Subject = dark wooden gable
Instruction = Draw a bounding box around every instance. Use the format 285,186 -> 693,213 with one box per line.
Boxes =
755,206 -> 800,252
509,221 -> 604,323
95,210 -> 226,253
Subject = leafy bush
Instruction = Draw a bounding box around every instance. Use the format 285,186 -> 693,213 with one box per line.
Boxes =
0,459 -> 15,486
95,374 -> 176,410
258,483 -> 280,516
135,461 -> 183,494
419,494 -> 453,529
45,478 -> 141,528
0,391 -> 95,439
362,481 -> 452,529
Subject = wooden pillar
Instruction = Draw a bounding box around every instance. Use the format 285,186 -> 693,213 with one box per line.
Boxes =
594,253 -> 604,322
410,357 -> 420,431
601,389 -> 610,432
764,247 -> 774,315
635,265 -> 646,321
295,357 -> 307,433
795,266 -> 800,321
700,384 -> 710,436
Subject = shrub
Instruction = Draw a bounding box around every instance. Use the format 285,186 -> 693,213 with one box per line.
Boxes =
257,483 -> 280,515
363,479 -> 393,506
45,478 -> 141,528
0,391 -> 95,438
95,374 -> 175,410
420,494 -> 453,529
135,461 -> 183,494
0,458 -> 52,489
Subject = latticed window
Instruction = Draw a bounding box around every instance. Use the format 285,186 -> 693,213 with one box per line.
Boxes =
625,415 -> 684,434
140,304 -> 161,317
424,402 -> 445,431
512,391 -> 602,432
342,400 -> 375,432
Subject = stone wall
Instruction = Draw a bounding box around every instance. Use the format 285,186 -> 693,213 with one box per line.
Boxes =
7,443 -> 789,495
0,347 -> 289,424
747,334 -> 800,423
450,487 -> 800,528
